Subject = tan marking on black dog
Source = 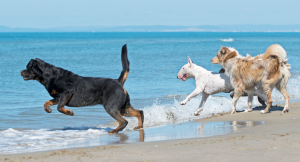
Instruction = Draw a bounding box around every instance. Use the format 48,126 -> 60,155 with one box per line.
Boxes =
122,70 -> 129,86
51,89 -> 58,95
44,99 -> 58,113
123,106 -> 143,130
59,106 -> 74,116
56,95 -> 74,116
123,88 -> 127,95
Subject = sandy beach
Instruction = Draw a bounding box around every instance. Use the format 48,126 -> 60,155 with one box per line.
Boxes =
1,101 -> 300,162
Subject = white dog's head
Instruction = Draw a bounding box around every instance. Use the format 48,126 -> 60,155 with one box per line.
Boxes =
177,56 -> 194,81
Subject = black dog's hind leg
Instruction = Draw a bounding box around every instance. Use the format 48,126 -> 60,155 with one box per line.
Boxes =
258,97 -> 266,106
107,110 -> 128,133
44,99 -> 58,113
127,108 -> 144,130
123,103 -> 144,130
57,90 -> 74,116
230,91 -> 266,106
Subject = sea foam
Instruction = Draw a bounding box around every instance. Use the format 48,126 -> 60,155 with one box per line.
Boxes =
0,127 -> 107,154
220,38 -> 234,42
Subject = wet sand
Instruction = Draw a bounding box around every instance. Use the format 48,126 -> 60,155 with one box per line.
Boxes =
1,101 -> 300,162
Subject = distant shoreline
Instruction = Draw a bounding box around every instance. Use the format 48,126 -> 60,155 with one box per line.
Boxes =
0,31 -> 300,33
1,25 -> 300,32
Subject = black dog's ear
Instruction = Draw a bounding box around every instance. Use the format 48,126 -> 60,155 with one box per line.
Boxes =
26,59 -> 35,69
35,58 -> 44,63
35,58 -> 60,79
35,58 -> 45,67
30,60 -> 43,76
34,58 -> 46,74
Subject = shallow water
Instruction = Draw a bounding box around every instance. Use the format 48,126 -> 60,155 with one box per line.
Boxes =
0,32 -> 299,153
1,121 -> 266,154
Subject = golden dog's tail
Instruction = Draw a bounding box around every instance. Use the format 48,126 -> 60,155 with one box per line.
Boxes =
263,44 -> 288,65
263,44 -> 291,83
118,44 -> 130,86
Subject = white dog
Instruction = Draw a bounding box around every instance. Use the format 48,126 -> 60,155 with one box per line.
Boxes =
177,57 -> 267,116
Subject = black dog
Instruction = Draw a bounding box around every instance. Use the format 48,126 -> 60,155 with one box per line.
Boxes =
21,45 -> 143,133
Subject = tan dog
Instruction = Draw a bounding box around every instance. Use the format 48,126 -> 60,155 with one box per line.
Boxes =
211,44 -> 291,114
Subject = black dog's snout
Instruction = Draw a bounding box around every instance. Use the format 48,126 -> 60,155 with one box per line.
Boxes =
21,70 -> 28,76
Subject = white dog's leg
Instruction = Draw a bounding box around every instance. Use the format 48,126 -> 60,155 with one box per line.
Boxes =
194,93 -> 209,116
180,87 -> 203,105
245,91 -> 253,112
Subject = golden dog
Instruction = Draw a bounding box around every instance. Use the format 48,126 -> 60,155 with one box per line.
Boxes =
211,44 -> 290,114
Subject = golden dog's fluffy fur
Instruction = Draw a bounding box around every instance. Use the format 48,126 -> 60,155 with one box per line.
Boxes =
211,44 -> 291,114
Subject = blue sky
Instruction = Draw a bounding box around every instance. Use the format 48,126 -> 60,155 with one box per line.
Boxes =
0,0 -> 299,28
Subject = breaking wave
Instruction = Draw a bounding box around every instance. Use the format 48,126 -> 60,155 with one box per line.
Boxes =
220,38 -> 234,42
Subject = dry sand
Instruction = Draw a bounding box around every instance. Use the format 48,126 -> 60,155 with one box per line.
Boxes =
1,101 -> 300,162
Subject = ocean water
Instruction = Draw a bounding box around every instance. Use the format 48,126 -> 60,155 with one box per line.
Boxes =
0,32 -> 300,153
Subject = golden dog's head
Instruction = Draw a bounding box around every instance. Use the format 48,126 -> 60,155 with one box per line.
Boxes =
211,47 -> 238,64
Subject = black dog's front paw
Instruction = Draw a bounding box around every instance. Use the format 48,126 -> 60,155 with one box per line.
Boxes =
67,110 -> 74,116
44,105 -> 52,113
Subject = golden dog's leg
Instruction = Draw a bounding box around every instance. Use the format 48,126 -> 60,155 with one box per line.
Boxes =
277,85 -> 289,113
261,84 -> 274,114
232,88 -> 243,114
282,90 -> 289,113
245,91 -> 253,112
44,99 -> 58,113
139,129 -> 145,142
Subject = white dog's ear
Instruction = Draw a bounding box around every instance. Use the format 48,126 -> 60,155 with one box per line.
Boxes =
187,56 -> 194,68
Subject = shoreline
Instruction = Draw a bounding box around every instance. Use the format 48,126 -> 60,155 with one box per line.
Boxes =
1,101 -> 300,161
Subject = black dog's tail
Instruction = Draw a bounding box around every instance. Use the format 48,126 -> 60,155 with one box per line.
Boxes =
118,44 -> 130,86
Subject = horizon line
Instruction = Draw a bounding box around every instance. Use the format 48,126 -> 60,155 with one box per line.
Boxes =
1,24 -> 300,29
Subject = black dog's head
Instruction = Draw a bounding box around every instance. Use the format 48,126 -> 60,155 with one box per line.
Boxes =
21,58 -> 59,82
21,58 -> 44,81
